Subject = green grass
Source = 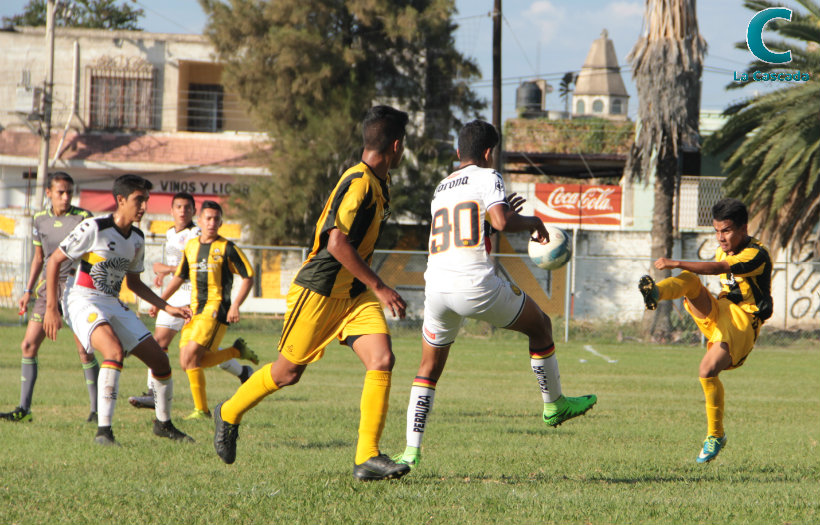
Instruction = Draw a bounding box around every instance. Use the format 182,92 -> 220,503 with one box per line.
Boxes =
0,309 -> 817,524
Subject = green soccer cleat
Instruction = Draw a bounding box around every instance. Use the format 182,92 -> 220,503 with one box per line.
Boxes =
638,275 -> 660,311
153,419 -> 195,443
94,426 -> 120,446
183,409 -> 213,420
234,338 -> 259,365
0,406 -> 32,422
696,435 -> 727,463
543,394 -> 597,427
392,446 -> 421,469
353,453 -> 411,481
213,401 -> 240,464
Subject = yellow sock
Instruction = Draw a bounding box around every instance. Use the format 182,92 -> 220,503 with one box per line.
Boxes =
221,363 -> 278,424
186,367 -> 208,412
355,370 -> 391,465
657,270 -> 703,301
700,376 -> 725,438
200,347 -> 240,368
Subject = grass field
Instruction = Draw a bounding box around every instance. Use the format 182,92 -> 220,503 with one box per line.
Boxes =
0,309 -> 817,524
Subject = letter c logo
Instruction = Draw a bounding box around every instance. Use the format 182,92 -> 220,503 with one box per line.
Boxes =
747,8 -> 792,63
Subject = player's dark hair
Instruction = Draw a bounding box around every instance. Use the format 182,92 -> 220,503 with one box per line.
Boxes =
112,174 -> 152,200
712,198 -> 748,227
47,171 -> 74,188
201,200 -> 223,217
172,192 -> 196,209
362,105 -> 409,153
457,120 -> 499,162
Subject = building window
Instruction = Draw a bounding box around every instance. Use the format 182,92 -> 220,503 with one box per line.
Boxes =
611,99 -> 622,114
187,83 -> 224,132
576,100 -> 585,114
88,57 -> 156,130
592,99 -> 604,113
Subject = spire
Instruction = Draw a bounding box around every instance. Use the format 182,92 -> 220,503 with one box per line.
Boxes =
574,29 -> 629,97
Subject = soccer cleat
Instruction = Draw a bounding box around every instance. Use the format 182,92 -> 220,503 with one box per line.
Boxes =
392,447 -> 421,470
213,401 -> 240,464
234,338 -> 259,365
696,435 -> 727,463
86,411 -> 98,424
638,275 -> 660,311
153,419 -> 195,443
238,365 -> 253,384
0,406 -> 32,422
183,409 -> 212,420
94,426 -> 120,446
543,394 -> 597,427
353,453 -> 411,481
128,390 -> 155,409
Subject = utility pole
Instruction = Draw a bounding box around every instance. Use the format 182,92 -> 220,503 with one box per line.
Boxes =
34,0 -> 56,212
492,0 -> 502,173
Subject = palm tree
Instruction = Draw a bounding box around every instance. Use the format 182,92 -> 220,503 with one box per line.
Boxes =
704,0 -> 820,260
559,72 -> 575,115
624,0 -> 706,340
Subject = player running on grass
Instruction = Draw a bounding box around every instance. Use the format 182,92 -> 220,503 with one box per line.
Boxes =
638,198 -> 772,463
213,105 -> 411,481
394,120 -> 597,470
0,172 -> 100,424
154,200 -> 258,420
128,193 -> 253,410
44,174 -> 193,446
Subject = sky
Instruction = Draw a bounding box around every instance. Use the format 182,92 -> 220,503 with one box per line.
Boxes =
0,0 -> 787,121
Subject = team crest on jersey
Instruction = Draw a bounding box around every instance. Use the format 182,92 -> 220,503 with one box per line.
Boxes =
54,220 -> 63,228
510,284 -> 522,296
90,257 -> 130,295
87,312 -> 97,323
212,248 -> 222,262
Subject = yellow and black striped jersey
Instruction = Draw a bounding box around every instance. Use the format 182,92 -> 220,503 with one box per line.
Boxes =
175,235 -> 254,324
716,237 -> 773,321
294,161 -> 390,298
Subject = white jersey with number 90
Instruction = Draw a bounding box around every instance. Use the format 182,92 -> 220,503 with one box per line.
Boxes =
424,164 -> 507,292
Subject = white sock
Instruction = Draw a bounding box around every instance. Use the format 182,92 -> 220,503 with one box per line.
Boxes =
219,358 -> 243,377
531,354 -> 562,403
406,379 -> 436,449
151,374 -> 173,422
97,363 -> 122,427
146,369 -> 152,391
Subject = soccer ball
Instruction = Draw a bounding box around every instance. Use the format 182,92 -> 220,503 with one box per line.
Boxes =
528,225 -> 571,270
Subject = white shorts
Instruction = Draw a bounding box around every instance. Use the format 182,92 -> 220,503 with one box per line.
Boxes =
66,294 -> 152,354
422,277 -> 527,347
155,309 -> 186,331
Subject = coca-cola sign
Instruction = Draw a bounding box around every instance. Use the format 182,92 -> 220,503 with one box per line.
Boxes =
534,183 -> 622,225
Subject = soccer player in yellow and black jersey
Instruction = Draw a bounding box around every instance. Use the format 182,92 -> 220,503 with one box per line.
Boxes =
213,105 -> 411,481
639,198 -> 772,463
158,201 -> 258,420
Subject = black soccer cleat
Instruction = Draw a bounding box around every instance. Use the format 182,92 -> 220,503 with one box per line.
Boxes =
86,411 -> 98,424
639,275 -> 660,311
213,401 -> 240,464
153,419 -> 195,443
238,365 -> 253,384
94,425 -> 120,446
353,453 -> 411,481
0,406 -> 32,422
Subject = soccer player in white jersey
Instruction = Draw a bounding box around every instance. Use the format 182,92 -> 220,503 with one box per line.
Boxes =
128,192 -> 252,410
395,120 -> 597,469
43,174 -> 193,446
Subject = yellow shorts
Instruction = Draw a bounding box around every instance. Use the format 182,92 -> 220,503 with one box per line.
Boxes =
179,314 -> 227,352
278,284 -> 389,365
684,294 -> 759,369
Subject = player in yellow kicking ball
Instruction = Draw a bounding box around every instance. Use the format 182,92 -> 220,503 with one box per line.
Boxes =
639,198 -> 772,463
157,201 -> 258,420
213,106 -> 410,481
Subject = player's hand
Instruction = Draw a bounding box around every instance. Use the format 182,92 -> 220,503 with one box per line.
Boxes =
227,305 -> 240,324
507,192 -> 526,214
654,258 -> 677,270
166,305 -> 192,320
373,282 -> 406,319
148,305 -> 158,318
43,308 -> 61,341
18,292 -> 30,315
530,218 -> 550,244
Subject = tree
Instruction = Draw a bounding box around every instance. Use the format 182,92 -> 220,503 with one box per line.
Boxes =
199,0 -> 483,246
558,72 -> 575,115
624,0 -> 706,340
2,0 -> 144,30
704,0 -> 820,260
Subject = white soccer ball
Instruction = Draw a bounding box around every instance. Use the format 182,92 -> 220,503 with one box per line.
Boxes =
528,225 -> 571,270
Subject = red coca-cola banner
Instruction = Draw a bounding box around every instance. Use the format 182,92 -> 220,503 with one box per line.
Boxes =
533,183 -> 622,225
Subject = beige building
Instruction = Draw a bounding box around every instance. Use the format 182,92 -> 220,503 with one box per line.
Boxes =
572,29 -> 629,120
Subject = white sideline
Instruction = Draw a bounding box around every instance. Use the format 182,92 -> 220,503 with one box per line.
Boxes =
583,345 -> 618,364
